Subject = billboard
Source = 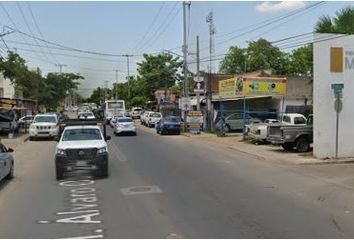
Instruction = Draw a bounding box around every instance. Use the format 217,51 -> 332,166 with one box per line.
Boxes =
242,77 -> 287,96
219,77 -> 243,98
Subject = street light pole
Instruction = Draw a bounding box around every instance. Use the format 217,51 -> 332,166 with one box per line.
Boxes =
182,1 -> 191,131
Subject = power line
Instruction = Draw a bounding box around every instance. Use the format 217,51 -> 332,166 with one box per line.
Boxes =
140,5 -> 182,53
132,1 -> 166,51
26,2 -> 60,64
3,24 -> 141,58
138,2 -> 180,52
16,2 -> 52,63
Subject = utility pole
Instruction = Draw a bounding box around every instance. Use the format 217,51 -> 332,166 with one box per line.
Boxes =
196,35 -> 200,111
104,80 -> 109,102
123,54 -> 133,98
183,1 -> 191,131
114,69 -> 119,100
206,11 -> 216,131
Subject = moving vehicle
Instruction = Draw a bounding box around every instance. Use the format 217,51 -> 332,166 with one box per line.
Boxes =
109,113 -> 125,128
0,143 -> 14,182
101,100 -> 125,123
114,117 -> 136,136
156,116 -> 181,135
78,111 -> 95,120
55,119 -> 111,180
215,113 -> 262,132
29,114 -> 59,140
267,114 -> 313,152
146,112 -> 162,128
131,107 -> 143,119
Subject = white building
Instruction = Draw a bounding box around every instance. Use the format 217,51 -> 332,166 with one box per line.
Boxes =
0,73 -> 16,98
314,33 -> 354,158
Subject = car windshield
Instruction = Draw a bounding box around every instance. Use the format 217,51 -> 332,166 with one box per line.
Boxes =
118,118 -> 133,123
80,113 -> 93,117
165,117 -> 179,123
62,128 -> 102,141
34,116 -> 56,123
150,113 -> 161,117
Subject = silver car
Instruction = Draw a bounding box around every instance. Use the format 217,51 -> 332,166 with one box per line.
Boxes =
114,117 -> 136,136
0,143 -> 14,181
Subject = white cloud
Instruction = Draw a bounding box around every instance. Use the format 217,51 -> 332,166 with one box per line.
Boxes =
255,1 -> 306,13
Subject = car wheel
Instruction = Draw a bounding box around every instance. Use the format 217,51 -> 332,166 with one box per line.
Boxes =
56,166 -> 64,180
5,161 -> 14,179
224,124 -> 231,133
282,143 -> 294,151
99,162 -> 108,178
295,138 -> 310,153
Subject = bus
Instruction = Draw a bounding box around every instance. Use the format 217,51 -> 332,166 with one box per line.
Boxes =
101,100 -> 125,122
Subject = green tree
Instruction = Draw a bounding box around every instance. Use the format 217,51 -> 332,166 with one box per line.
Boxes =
288,44 -> 313,77
246,38 -> 288,75
315,6 -> 354,34
219,46 -> 246,74
137,53 -> 183,100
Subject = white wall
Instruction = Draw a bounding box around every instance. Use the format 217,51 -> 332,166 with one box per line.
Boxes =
0,73 -> 15,98
314,34 -> 354,158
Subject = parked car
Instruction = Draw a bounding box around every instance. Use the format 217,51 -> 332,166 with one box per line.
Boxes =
110,113 -> 125,128
0,143 -> 14,182
18,115 -> 34,128
114,117 -> 136,136
215,113 -> 262,132
267,114 -> 313,152
29,114 -> 59,140
146,112 -> 162,128
156,116 -> 181,135
247,119 -> 280,143
141,111 -> 152,126
131,107 -> 143,119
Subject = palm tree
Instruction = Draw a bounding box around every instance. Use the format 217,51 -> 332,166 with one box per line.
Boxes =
315,6 -> 354,34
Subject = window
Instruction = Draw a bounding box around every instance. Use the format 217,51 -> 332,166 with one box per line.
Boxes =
282,116 -> 291,123
294,117 -> 306,124
62,129 -> 102,141
34,116 -> 57,123
118,118 -> 133,123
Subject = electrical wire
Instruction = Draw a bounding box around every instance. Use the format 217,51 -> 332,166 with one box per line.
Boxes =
137,2 -> 179,52
26,2 -> 60,64
132,1 -> 165,51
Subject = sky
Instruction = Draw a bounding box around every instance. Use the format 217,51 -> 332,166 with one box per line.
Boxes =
0,1 -> 352,97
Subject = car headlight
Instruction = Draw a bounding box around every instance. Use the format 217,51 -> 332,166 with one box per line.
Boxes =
56,148 -> 66,156
97,147 -> 107,154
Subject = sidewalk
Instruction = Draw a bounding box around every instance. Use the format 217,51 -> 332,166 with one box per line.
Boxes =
182,131 -> 354,165
0,133 -> 29,149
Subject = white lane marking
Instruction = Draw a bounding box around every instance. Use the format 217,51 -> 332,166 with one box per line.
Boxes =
121,185 -> 162,196
38,220 -> 50,224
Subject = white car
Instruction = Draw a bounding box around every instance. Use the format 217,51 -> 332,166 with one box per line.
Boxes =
78,111 -> 95,120
141,111 -> 152,126
114,117 -> 136,136
110,113 -> 125,128
248,119 -> 280,142
146,112 -> 162,128
29,114 -> 59,140
131,107 -> 143,119
55,125 -> 110,180
0,143 -> 14,182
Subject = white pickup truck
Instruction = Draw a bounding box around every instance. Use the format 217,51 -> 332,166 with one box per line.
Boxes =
248,113 -> 307,143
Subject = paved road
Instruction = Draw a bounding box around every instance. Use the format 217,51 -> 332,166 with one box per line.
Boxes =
1,124 -> 354,238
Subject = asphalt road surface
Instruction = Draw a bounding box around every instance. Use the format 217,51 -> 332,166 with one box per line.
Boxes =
1,124 -> 354,238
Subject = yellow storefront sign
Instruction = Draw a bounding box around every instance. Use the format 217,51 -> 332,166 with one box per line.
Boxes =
242,77 -> 287,96
219,78 -> 237,98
